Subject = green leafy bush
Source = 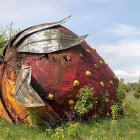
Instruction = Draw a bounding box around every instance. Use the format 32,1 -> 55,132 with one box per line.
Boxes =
116,79 -> 126,105
66,122 -> 80,138
97,90 -> 110,115
121,99 -> 132,115
111,79 -> 132,119
133,80 -> 140,99
54,127 -> 64,139
45,127 -> 53,136
98,91 -> 109,108
75,86 -> 95,116
134,92 -> 140,99
111,104 -> 119,120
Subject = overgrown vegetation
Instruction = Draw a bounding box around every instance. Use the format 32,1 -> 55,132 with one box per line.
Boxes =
0,22 -> 19,53
97,90 -> 110,115
75,86 -> 95,116
74,80 -> 132,120
133,80 -> 140,99
111,79 -> 132,120
116,79 -> 126,105
0,91 -> 140,140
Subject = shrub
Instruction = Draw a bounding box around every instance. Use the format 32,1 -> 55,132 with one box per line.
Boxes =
116,79 -> 126,105
54,127 -> 64,139
98,91 -> 109,107
45,127 -> 53,136
133,80 -> 140,99
121,99 -> 132,115
111,104 -> 119,120
97,90 -> 110,115
134,92 -> 140,99
66,122 -> 80,138
111,79 -> 132,119
75,86 -> 95,116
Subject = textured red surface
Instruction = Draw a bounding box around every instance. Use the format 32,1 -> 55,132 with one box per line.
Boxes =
15,26 -> 119,120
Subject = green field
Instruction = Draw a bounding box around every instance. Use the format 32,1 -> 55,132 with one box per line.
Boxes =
0,92 -> 139,140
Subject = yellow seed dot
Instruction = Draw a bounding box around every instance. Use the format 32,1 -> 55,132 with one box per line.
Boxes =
110,80 -> 113,85
80,54 -> 84,58
92,48 -> 96,52
69,100 -> 74,105
99,60 -> 104,64
47,93 -> 54,100
100,81 -> 105,87
86,50 -> 90,53
94,64 -> 98,69
114,75 -> 117,79
73,80 -> 79,87
105,62 -> 108,66
86,71 -> 92,77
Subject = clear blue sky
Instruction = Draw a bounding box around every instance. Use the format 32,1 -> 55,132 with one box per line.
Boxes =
0,0 -> 140,82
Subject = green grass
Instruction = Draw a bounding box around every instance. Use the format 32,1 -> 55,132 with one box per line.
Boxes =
0,92 -> 140,140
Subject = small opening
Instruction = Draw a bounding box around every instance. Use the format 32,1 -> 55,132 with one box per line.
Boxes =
45,54 -> 48,59
50,55 -> 59,62
40,54 -> 48,60
63,55 -> 71,62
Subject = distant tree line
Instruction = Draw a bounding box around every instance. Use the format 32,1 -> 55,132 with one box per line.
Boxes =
126,80 -> 140,99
